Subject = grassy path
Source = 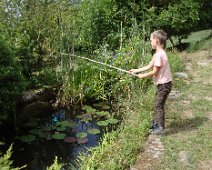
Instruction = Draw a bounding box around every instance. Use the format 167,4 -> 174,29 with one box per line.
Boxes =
132,49 -> 212,170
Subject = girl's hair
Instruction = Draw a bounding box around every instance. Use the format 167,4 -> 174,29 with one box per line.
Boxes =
151,30 -> 167,48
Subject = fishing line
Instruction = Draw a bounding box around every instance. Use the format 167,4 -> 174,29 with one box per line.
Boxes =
59,52 -> 138,77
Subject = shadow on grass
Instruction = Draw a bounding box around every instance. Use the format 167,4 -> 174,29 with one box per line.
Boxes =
167,42 -> 190,51
165,117 -> 208,135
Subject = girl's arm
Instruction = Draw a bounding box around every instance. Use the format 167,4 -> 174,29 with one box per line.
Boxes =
137,66 -> 160,79
129,58 -> 154,74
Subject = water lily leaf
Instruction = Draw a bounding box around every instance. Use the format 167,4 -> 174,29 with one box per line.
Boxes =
81,113 -> 92,122
47,135 -> 52,140
97,121 -> 108,127
76,115 -> 82,119
52,133 -> 66,140
56,126 -> 66,131
102,105 -> 110,110
42,125 -> 57,131
29,129 -> 42,135
93,102 -> 106,107
77,137 -> 88,144
19,135 -> 36,143
93,103 -> 102,107
81,113 -> 92,119
86,108 -> 97,114
38,132 -> 50,138
106,118 -> 119,125
56,120 -> 76,128
76,132 -> 87,139
87,129 -> 100,135
64,137 -> 76,143
82,105 -> 92,111
96,111 -> 109,117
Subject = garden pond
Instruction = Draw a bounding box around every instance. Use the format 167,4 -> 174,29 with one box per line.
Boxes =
0,102 -> 120,169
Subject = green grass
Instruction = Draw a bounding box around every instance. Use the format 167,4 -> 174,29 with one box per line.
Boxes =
160,47 -> 212,169
77,86 -> 155,169
167,29 -> 212,51
183,29 -> 212,43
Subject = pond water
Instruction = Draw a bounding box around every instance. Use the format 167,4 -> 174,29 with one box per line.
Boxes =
0,103 -> 118,170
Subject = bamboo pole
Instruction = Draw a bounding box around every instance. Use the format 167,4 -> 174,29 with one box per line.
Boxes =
60,53 -> 138,77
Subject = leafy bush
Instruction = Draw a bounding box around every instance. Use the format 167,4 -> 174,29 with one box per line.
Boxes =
46,156 -> 64,170
168,51 -> 184,73
59,41 -> 152,104
0,145 -> 26,169
0,37 -> 26,123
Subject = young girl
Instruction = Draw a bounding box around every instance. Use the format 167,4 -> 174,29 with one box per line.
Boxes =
129,30 -> 172,135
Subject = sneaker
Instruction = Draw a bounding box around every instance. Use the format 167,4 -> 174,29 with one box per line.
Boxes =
150,127 -> 164,135
150,121 -> 158,130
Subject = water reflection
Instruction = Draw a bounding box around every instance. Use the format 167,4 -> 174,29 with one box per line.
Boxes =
12,109 -> 101,170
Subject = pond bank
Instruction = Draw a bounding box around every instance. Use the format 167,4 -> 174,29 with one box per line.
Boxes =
132,49 -> 212,169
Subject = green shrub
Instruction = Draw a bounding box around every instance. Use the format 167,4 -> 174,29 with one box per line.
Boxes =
46,156 -> 64,170
77,86 -> 154,169
0,37 -> 26,123
0,145 -> 26,169
168,51 -> 184,73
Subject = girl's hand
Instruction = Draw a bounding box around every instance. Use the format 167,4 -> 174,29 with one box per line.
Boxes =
137,74 -> 145,79
128,69 -> 137,74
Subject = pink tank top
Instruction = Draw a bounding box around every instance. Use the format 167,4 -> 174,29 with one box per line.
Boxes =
153,50 -> 172,85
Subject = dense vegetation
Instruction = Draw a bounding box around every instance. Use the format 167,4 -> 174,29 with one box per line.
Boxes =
0,0 -> 211,169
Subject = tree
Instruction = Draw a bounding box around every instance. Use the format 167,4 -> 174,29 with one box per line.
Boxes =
152,0 -> 200,46
0,36 -> 25,123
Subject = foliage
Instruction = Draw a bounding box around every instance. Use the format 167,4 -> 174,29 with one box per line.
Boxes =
168,51 -> 184,73
77,87 -> 154,169
0,0 -> 209,168
161,48 -> 212,169
186,30 -> 212,52
0,0 -> 206,105
0,37 -> 26,122
46,156 -> 64,170
196,0 -> 212,30
0,145 -> 26,169
154,0 -> 200,44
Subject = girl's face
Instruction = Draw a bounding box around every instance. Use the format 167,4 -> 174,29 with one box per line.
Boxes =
150,35 -> 158,49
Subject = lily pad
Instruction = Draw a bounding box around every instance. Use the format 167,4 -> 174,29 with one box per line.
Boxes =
56,120 -> 76,128
96,111 -> 109,117
106,118 -> 119,125
19,135 -> 36,143
81,113 -> 92,122
52,133 -> 66,140
97,120 -> 109,127
93,103 -> 102,107
93,102 -> 106,107
77,137 -> 88,144
76,132 -> 87,139
38,132 -> 50,138
86,108 -> 97,114
82,105 -> 92,111
29,129 -> 42,135
56,126 -> 66,131
64,137 -> 76,143
102,105 -> 110,110
76,115 -> 82,119
87,129 -> 100,135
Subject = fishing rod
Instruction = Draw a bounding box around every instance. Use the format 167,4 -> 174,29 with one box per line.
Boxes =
60,53 -> 138,77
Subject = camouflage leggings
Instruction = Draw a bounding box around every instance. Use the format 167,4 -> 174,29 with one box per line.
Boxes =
154,81 -> 172,129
